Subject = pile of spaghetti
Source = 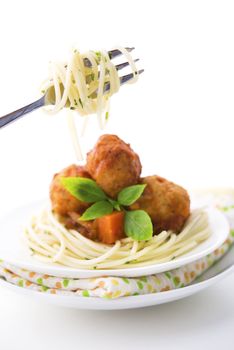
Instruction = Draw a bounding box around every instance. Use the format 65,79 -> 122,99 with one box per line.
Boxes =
24,208 -> 210,270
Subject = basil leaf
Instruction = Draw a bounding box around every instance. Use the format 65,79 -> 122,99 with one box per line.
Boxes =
108,198 -> 121,211
124,210 -> 153,241
117,184 -> 146,206
61,177 -> 107,203
79,200 -> 113,221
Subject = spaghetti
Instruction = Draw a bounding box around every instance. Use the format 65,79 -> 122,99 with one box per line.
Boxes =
24,208 -> 211,270
42,47 -> 138,159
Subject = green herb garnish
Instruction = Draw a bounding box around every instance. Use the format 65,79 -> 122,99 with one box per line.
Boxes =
61,177 -> 153,241
79,200 -> 113,221
95,51 -> 101,64
61,177 -> 107,203
95,51 -> 101,58
108,198 -> 121,211
124,210 -> 153,241
117,184 -> 146,206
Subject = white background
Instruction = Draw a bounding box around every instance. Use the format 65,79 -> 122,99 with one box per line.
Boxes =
0,0 -> 233,349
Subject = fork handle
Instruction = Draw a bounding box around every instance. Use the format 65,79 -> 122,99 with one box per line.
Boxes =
0,96 -> 45,129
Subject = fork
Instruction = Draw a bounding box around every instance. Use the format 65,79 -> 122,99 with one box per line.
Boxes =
0,47 -> 143,129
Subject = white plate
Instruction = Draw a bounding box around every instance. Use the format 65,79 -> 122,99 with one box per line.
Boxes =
0,200 -> 229,278
0,257 -> 233,310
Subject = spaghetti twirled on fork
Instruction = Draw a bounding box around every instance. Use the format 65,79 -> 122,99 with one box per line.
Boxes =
41,47 -> 139,159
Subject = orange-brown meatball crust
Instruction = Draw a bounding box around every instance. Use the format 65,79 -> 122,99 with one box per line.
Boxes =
130,175 -> 190,234
50,164 -> 91,216
86,134 -> 142,198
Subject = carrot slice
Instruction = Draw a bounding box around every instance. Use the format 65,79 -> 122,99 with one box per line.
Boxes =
96,211 -> 125,244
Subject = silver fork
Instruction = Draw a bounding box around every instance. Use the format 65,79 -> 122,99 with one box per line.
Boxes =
0,47 -> 143,129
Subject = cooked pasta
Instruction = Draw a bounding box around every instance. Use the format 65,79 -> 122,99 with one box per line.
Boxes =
41,47 -> 138,160
24,208 -> 211,270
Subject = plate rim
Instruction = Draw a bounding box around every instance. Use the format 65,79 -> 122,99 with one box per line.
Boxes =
0,265 -> 233,310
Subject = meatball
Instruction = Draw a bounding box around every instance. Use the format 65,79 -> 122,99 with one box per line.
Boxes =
130,175 -> 190,234
86,134 -> 142,198
50,164 -> 91,216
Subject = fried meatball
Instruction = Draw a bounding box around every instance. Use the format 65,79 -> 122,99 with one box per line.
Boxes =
50,164 -> 91,216
86,134 -> 142,198
130,175 -> 190,234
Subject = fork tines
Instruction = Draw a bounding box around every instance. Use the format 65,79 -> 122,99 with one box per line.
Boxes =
84,47 -> 142,75
108,47 -> 135,59
88,47 -> 143,89
104,69 -> 144,93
